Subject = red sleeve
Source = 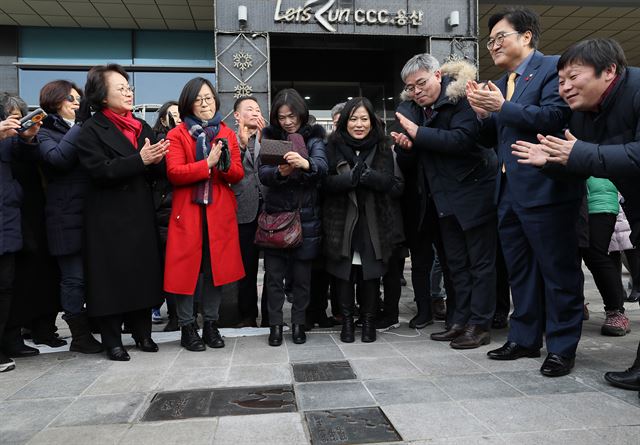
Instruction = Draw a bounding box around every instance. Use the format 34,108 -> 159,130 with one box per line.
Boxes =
165,126 -> 211,186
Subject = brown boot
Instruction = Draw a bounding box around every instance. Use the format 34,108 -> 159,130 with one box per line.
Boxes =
450,324 -> 491,349
430,323 -> 465,341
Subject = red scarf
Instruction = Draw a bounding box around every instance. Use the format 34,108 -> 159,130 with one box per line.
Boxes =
102,108 -> 143,149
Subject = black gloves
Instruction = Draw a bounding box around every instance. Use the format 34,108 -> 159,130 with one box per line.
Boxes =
350,161 -> 366,187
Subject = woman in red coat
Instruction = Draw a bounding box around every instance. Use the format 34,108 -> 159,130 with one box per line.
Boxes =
164,77 -> 244,352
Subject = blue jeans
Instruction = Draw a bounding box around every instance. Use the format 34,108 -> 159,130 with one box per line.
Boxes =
56,254 -> 85,320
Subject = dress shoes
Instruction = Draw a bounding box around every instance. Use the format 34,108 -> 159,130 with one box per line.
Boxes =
203,321 -> 225,348
540,353 -> 574,377
450,325 -> 491,349
3,344 -> 40,358
491,312 -> 509,330
604,367 -> 640,390
292,324 -> 306,344
430,323 -> 465,341
33,336 -> 68,348
106,346 -> 130,361
135,337 -> 159,352
269,325 -> 283,346
487,341 -> 541,360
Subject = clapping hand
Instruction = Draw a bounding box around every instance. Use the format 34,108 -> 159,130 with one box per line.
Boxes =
511,130 -> 577,167
466,80 -> 504,116
206,140 -> 223,168
140,138 -> 170,165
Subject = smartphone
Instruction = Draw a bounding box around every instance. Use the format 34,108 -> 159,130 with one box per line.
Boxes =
18,108 -> 47,133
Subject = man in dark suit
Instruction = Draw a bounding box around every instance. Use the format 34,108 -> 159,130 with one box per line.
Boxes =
467,7 -> 585,376
511,38 -> 640,391
232,97 -> 266,327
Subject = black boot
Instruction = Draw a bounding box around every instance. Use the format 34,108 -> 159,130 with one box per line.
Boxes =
604,342 -> 640,390
66,315 -> 103,354
203,321 -> 225,348
361,313 -> 376,343
181,323 -> 205,351
269,325 -> 283,346
292,324 -> 306,344
338,284 -> 355,343
409,299 -> 434,329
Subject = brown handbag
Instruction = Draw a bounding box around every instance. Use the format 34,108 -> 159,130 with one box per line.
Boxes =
254,209 -> 303,249
259,139 -> 293,165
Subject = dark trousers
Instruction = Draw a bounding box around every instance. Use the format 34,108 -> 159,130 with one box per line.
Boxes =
335,266 -> 379,318
621,249 -> 640,291
495,240 -> 511,315
439,215 -> 497,328
307,264 -> 337,321
97,308 -> 151,348
498,182 -> 584,358
408,201 -> 456,324
0,254 -> 16,348
381,251 -> 404,320
57,253 -> 85,320
237,219 -> 260,320
264,251 -> 311,325
430,251 -> 444,298
581,213 -> 626,312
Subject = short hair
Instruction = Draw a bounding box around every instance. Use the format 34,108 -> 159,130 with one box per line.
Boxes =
333,97 -> 385,142
233,96 -> 259,112
178,77 -> 220,120
269,88 -> 309,129
400,53 -> 440,82
84,64 -> 129,111
152,100 -> 178,134
558,38 -> 627,76
39,80 -> 84,115
488,7 -> 541,49
0,92 -> 28,118
330,102 -> 345,119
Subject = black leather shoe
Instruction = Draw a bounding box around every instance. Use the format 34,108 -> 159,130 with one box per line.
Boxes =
491,312 -> 509,330
203,321 -> 225,348
487,341 -> 541,360
450,325 -> 491,349
106,346 -> 130,361
269,325 -> 283,346
430,324 -> 465,341
604,367 -> 640,390
340,316 -> 355,343
135,337 -> 159,352
361,315 -> 376,343
292,324 -> 306,344
181,323 -> 205,352
3,344 -> 40,358
540,353 -> 574,377
33,336 -> 68,348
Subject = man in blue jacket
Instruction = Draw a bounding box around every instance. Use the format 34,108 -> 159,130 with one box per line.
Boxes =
512,38 -> 640,392
467,7 -> 585,376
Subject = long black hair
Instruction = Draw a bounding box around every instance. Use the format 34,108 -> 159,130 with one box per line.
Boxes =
152,100 -> 179,136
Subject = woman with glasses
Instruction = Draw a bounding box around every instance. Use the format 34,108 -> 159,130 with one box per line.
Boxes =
75,64 -> 169,361
38,80 -> 103,354
259,88 -> 328,346
163,77 -> 245,352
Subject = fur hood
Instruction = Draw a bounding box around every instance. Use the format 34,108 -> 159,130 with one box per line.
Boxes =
262,123 -> 326,142
400,59 -> 477,103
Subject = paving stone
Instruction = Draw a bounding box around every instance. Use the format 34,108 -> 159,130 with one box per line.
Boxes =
364,377 -> 450,405
295,381 -> 375,411
589,425 -> 640,444
410,354 -> 489,376
389,340 -> 457,357
461,396 -> 581,434
292,361 -> 356,383
382,402 -> 492,440
225,364 -> 292,387
169,345 -> 235,369
376,326 -> 432,343
0,398 -> 74,443
231,344 -> 289,365
534,392 -> 640,428
338,343 -> 402,359
463,352 -> 542,372
349,357 -> 421,380
287,345 -> 345,363
51,393 -> 147,427
214,412 -> 307,445
284,333 -> 337,347
83,369 -> 164,396
142,389 -> 214,421
0,379 -> 30,400
411,436 -> 506,445
492,370 -> 596,396
305,407 -> 401,444
9,370 -> 103,400
499,429 -> 602,445
26,424 -> 131,445
157,367 -> 229,392
120,419 -> 216,445
432,374 -> 523,401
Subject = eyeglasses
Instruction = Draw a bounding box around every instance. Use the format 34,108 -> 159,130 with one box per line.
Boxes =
65,95 -> 81,103
115,85 -> 135,95
404,75 -> 433,93
486,31 -> 520,50
195,96 -> 215,105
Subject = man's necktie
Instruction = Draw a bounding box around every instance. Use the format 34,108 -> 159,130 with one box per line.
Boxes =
506,72 -> 518,101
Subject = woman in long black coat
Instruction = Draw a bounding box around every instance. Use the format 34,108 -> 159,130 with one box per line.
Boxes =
74,64 -> 170,361
323,97 -> 402,343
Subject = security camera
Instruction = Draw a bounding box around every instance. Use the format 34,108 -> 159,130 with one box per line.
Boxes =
238,5 -> 248,29
448,11 -> 460,28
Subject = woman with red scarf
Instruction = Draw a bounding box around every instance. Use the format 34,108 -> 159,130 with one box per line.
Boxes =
75,64 -> 169,361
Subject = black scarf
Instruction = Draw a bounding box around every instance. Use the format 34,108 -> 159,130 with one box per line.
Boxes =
336,130 -> 379,166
